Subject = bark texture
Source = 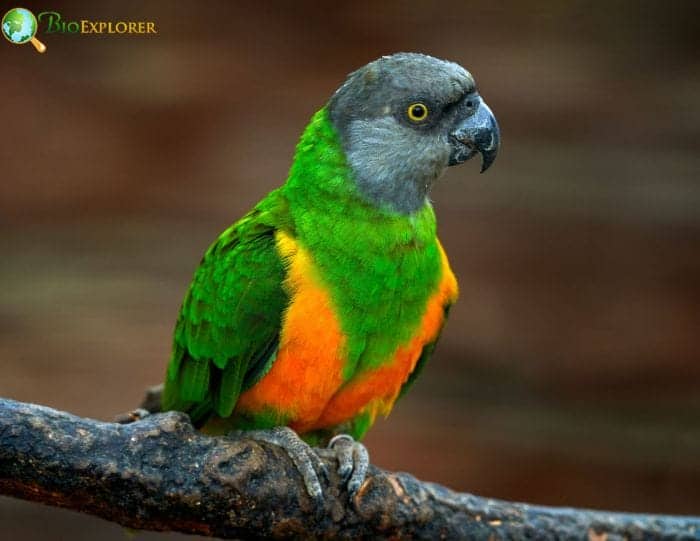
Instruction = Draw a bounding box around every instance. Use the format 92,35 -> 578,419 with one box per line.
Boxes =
0,397 -> 698,540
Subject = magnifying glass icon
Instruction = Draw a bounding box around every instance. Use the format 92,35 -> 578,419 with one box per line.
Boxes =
2,7 -> 47,53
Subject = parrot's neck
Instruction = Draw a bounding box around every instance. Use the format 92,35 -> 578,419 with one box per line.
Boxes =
280,108 -> 443,376
283,107 -> 437,242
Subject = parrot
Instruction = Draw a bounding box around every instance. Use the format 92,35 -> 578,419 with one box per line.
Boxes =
161,52 -> 500,503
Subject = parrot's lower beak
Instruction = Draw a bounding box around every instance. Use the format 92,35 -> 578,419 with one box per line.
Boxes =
449,97 -> 500,172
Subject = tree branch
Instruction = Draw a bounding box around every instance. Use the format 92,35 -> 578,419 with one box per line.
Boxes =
0,397 -> 697,540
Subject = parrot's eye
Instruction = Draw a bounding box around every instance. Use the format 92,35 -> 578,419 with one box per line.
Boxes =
407,102 -> 429,122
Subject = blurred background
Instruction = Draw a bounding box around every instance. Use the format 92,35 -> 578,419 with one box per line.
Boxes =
1,0 -> 699,538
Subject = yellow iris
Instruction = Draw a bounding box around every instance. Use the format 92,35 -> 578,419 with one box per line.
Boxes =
407,102 -> 429,122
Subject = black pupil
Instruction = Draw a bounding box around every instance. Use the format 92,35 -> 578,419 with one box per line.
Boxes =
411,105 -> 425,118
466,100 -> 473,107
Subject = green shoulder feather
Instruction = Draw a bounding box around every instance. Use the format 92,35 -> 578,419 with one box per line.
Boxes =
162,189 -> 290,424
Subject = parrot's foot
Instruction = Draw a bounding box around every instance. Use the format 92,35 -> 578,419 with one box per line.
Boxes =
115,408 -> 151,424
245,427 -> 328,506
328,434 -> 369,496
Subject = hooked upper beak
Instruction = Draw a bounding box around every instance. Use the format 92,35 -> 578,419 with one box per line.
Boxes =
449,97 -> 500,173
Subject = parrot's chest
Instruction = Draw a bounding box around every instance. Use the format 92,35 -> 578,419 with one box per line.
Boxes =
235,231 -> 457,433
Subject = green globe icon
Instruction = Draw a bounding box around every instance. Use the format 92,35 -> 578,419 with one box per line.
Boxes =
2,7 -> 46,52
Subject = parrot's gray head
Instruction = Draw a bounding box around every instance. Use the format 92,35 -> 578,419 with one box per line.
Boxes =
328,52 -> 500,214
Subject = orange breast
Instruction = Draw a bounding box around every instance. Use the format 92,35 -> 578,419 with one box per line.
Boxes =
235,233 -> 458,434
235,231 -> 347,427
308,242 -> 458,430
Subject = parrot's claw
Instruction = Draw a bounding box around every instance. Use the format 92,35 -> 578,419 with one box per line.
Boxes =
242,429 -> 369,507
115,408 -> 151,424
245,427 -> 328,506
328,434 -> 369,496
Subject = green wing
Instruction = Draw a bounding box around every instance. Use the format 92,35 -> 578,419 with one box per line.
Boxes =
162,191 -> 290,425
398,304 -> 452,400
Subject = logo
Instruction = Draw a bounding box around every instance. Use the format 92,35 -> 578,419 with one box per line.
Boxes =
2,7 -> 158,53
2,7 -> 46,52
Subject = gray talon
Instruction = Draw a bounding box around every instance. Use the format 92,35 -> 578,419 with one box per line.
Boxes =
328,434 -> 370,496
330,435 -> 354,481
244,427 -> 326,506
115,408 -> 151,424
338,461 -> 353,481
347,442 -> 369,496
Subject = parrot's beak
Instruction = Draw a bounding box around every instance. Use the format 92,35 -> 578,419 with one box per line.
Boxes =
449,97 -> 500,173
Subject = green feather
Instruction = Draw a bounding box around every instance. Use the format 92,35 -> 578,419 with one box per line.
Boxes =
282,108 -> 444,379
162,107 -> 452,437
215,359 -> 246,417
179,358 -> 210,402
161,193 -> 290,417
398,305 -> 452,400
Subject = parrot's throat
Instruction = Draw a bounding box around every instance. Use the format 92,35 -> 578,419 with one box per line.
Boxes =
285,107 -> 444,216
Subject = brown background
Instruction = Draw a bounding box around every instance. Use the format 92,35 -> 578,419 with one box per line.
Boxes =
1,1 -> 699,538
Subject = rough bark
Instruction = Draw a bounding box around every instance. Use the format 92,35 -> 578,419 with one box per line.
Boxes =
0,397 -> 698,540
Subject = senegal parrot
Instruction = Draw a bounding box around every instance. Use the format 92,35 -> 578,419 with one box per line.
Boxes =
161,52 -> 500,502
